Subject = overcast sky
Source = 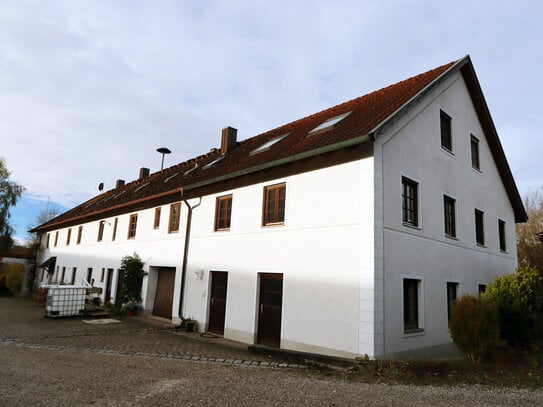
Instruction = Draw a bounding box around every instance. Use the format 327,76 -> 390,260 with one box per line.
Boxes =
1,0 -> 542,242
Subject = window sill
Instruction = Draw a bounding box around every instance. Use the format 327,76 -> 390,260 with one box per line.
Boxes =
472,166 -> 482,175
441,147 -> 455,157
263,222 -> 285,228
444,234 -> 458,240
214,228 -> 231,232
403,328 -> 424,337
402,222 -> 421,230
476,243 -> 486,248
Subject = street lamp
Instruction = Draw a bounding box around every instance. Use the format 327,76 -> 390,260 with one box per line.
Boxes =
156,147 -> 172,171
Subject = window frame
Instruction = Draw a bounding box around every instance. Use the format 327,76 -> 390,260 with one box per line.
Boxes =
54,231 -> 59,247
97,221 -> 105,242
71,267 -> 76,285
76,226 -> 83,245
403,277 -> 424,334
443,195 -> 456,238
154,207 -> 161,229
470,134 -> 480,170
127,214 -> 138,239
498,219 -> 506,252
46,233 -> 50,249
215,194 -> 233,231
401,177 -> 419,227
66,228 -> 72,246
263,183 -> 286,226
446,282 -> 459,323
475,209 -> 485,246
440,110 -> 453,153
112,218 -> 118,241
168,203 -> 181,233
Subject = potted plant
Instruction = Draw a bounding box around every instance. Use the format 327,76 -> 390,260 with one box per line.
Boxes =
118,253 -> 147,316
184,317 -> 197,332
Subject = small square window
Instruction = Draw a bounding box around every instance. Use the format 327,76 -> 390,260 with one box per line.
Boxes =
478,284 -> 487,295
471,135 -> 480,170
402,177 -> 419,227
440,110 -> 452,152
215,195 -> 233,231
263,183 -> 286,226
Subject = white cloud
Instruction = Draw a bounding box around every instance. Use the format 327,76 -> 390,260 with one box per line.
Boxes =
1,0 -> 542,237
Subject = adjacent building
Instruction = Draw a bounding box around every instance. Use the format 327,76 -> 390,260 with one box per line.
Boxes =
32,55 -> 526,359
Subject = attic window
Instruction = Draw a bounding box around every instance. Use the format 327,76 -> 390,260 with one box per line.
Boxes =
164,172 -> 180,183
184,164 -> 198,176
250,133 -> 290,155
307,111 -> 352,135
202,156 -> 224,170
134,182 -> 150,192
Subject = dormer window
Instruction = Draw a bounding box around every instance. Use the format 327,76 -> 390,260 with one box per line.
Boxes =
307,111 -> 352,135
250,133 -> 290,155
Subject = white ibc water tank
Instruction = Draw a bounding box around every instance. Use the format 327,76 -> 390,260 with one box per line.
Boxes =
44,286 -> 87,317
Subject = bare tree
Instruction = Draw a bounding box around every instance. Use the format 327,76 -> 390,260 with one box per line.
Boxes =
516,188 -> 543,274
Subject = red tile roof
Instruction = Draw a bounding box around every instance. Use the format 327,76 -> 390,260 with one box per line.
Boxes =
32,56 -> 526,232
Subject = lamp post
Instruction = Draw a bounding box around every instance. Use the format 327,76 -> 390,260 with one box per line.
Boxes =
156,147 -> 172,171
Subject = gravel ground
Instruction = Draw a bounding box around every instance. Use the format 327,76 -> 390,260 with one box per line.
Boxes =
2,297 -> 543,406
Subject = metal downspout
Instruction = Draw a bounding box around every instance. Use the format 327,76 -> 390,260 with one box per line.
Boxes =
177,192 -> 201,323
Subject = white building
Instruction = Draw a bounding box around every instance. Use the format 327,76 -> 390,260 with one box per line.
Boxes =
32,55 -> 527,359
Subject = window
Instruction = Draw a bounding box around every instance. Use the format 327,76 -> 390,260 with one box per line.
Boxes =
61,267 -> 66,284
100,268 -> 105,283
308,111 -> 352,135
168,203 -> 181,233
46,233 -> 50,248
154,207 -> 161,229
443,195 -> 456,238
77,226 -> 83,245
112,218 -> 118,241
66,228 -> 72,245
447,282 -> 458,323
71,267 -> 76,285
128,214 -> 138,239
54,231 -> 59,247
478,284 -> 487,295
498,219 -> 506,252
215,195 -> 233,231
263,183 -> 286,226
471,135 -> 480,170
475,209 -> 485,246
402,177 -> 418,227
440,110 -> 452,152
97,221 -> 105,242
403,278 -> 422,333
250,133 -> 289,155
86,268 -> 93,285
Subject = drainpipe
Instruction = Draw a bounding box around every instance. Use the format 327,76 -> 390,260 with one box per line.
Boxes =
177,189 -> 201,323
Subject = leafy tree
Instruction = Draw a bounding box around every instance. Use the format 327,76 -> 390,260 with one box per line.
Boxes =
449,294 -> 500,363
516,188 -> 543,274
483,265 -> 543,348
119,253 -> 146,305
0,158 -> 24,252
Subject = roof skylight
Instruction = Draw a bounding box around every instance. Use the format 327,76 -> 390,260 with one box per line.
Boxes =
164,172 -> 180,182
250,133 -> 290,156
307,111 -> 352,135
202,156 -> 224,170
134,182 -> 150,192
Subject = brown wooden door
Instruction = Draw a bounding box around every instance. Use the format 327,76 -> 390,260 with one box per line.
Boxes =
208,271 -> 228,335
257,273 -> 283,347
153,267 -> 176,318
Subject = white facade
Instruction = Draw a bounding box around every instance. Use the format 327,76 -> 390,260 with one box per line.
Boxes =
35,57 -> 524,359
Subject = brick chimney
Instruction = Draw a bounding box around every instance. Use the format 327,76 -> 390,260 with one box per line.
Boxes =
139,167 -> 150,179
115,179 -> 125,189
221,127 -> 237,155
